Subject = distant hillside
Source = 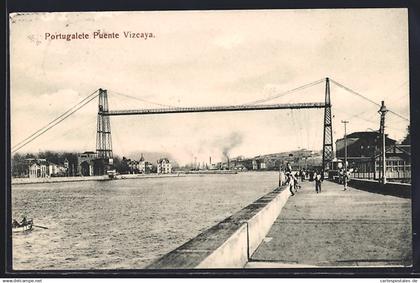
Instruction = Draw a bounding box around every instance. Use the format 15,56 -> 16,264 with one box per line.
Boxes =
252,149 -> 322,159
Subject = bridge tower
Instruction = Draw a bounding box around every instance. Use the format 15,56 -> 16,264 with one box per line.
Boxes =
322,78 -> 334,173
96,89 -> 113,161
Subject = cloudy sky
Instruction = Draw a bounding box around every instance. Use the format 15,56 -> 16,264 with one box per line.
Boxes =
10,9 -> 409,165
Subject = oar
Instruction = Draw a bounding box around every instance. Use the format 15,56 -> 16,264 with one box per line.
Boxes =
33,225 -> 48,229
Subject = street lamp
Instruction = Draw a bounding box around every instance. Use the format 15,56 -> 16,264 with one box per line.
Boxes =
378,101 -> 388,184
341,120 -> 349,190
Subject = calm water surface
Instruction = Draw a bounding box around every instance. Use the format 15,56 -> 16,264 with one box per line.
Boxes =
12,172 -> 278,269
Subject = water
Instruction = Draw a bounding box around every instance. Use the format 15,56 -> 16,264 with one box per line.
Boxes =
12,171 -> 278,270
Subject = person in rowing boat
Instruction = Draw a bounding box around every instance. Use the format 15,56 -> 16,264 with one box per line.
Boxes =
20,216 -> 28,226
12,219 -> 20,228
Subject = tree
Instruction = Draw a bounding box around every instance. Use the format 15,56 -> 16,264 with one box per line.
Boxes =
121,157 -> 131,174
113,156 -> 130,174
11,153 -> 29,177
38,151 -> 60,164
401,125 -> 410,145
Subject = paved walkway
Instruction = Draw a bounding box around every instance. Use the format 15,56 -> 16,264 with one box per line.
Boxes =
247,180 -> 412,268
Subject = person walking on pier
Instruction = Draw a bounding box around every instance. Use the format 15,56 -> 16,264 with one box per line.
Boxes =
293,173 -> 300,192
286,172 -> 295,196
315,171 -> 322,193
309,170 -> 314,181
300,170 -> 305,182
343,170 -> 349,191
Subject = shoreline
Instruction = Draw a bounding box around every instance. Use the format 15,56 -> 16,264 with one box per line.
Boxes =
12,174 -> 184,185
11,170 -> 247,185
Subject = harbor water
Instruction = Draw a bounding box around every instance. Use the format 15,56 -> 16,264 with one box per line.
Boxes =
12,171 -> 278,270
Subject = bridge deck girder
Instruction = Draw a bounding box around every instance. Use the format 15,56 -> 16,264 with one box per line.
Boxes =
101,102 -> 326,116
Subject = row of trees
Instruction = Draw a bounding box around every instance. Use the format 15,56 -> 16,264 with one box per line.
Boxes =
11,151 -> 79,177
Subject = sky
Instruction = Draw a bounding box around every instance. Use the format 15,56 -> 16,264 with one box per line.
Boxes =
9,9 -> 410,165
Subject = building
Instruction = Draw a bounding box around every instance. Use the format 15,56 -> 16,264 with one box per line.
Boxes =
380,144 -> 411,179
139,161 -> 153,174
27,158 -> 68,178
350,144 -> 411,181
138,154 -> 153,173
157,158 -> 172,174
64,158 -> 69,169
336,131 -> 396,162
28,159 -> 48,178
239,159 -> 253,170
127,159 -> 140,174
48,162 -> 68,177
335,131 -> 410,182
252,157 -> 268,170
252,159 -> 258,170
77,151 -> 106,176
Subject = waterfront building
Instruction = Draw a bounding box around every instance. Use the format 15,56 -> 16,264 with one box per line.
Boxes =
48,162 -> 57,176
233,164 -> 247,171
252,159 -> 258,170
208,163 -> 218,170
380,144 -> 411,179
64,158 -> 69,168
138,154 -> 153,173
28,159 -> 48,178
349,144 -> 411,182
335,131 -> 410,182
157,158 -> 172,174
47,162 -> 68,177
28,163 -> 40,178
127,159 -> 140,174
252,157 -> 268,170
138,154 -> 146,173
26,158 -> 69,178
77,151 -> 97,176
336,131 -> 396,161
260,160 -> 267,169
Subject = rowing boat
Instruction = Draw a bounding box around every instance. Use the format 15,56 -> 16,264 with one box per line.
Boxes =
12,219 -> 33,233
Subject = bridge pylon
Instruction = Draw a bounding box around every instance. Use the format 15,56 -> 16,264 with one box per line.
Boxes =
322,78 -> 334,173
96,89 -> 113,164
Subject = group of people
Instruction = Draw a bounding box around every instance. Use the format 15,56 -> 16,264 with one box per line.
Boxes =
279,164 -> 323,196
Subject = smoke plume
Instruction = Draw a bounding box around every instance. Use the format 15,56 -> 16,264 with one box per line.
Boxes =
220,132 -> 243,161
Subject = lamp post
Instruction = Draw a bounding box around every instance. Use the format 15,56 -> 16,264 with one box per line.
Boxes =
341,120 -> 349,190
378,101 -> 388,184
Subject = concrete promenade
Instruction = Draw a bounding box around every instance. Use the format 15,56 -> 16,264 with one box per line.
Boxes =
247,180 -> 412,268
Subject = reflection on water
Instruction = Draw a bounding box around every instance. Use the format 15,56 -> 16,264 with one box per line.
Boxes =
12,172 -> 278,270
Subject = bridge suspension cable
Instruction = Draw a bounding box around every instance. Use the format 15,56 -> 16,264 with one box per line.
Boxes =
243,78 -> 326,105
330,79 -> 409,122
108,89 -> 174,108
11,89 -> 100,153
